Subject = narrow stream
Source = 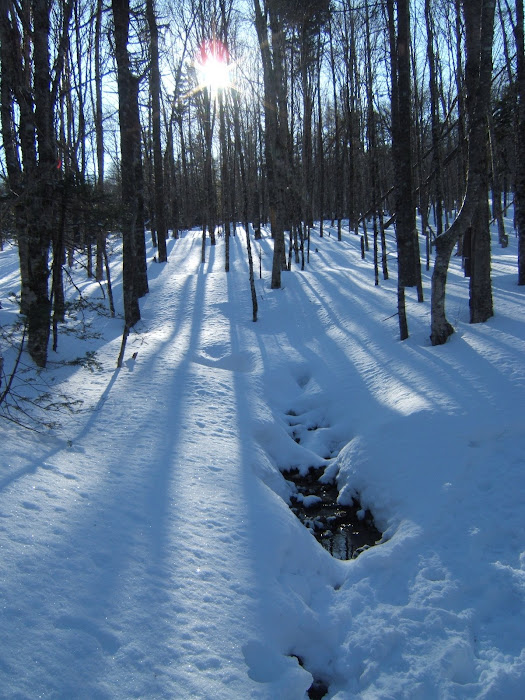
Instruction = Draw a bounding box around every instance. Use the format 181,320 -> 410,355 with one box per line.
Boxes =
284,466 -> 382,560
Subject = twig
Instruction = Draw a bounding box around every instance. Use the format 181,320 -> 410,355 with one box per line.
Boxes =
0,324 -> 27,407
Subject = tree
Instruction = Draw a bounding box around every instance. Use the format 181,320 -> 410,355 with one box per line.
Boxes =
430,0 -> 496,345
424,0 -> 445,243
386,0 -> 422,340
146,0 -> 167,263
254,0 -> 289,288
515,0 -> 525,284
364,2 -> 385,286
94,0 -> 107,281
465,0 -> 494,323
327,16 -> 343,241
296,0 -> 330,235
112,0 -> 149,331
0,0 -> 73,367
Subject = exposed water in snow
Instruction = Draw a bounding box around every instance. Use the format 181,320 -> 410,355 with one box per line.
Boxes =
284,465 -> 382,560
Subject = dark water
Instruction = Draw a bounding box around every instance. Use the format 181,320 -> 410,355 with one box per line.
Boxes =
284,466 -> 382,560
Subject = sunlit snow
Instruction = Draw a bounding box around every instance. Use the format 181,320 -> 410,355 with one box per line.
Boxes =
0,216 -> 524,698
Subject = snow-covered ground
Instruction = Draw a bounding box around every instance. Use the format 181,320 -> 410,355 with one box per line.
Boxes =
0,217 -> 524,699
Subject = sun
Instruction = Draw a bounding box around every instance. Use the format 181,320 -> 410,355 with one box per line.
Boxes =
201,54 -> 230,91
197,39 -> 232,93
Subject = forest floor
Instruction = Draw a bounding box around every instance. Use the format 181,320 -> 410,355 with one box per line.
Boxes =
1,217 -> 524,699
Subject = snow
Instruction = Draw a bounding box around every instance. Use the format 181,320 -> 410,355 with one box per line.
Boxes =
0,217 -> 524,699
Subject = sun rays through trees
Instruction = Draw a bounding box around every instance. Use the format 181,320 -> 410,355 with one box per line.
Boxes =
0,0 -> 520,364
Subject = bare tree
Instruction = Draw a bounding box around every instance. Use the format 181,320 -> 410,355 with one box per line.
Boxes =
515,0 -> 525,284
112,0 -> 149,331
430,0 -> 496,345
386,0 -> 422,340
253,0 -> 288,288
146,0 -> 167,263
0,0 -> 73,367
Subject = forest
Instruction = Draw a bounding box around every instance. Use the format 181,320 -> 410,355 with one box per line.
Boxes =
0,0 -> 524,369
1,3 -> 525,698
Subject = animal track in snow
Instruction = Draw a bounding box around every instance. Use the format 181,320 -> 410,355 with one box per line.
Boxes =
55,615 -> 121,655
193,348 -> 254,373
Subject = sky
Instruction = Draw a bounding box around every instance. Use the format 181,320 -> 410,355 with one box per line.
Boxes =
0,213 -> 524,699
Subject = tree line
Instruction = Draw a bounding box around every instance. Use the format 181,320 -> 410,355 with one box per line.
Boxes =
1,0 -> 524,369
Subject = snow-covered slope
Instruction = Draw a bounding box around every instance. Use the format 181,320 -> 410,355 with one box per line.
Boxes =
0,220 -> 524,699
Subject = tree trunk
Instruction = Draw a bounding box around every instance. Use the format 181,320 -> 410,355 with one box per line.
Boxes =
1,0 -> 67,367
489,115 -> 508,248
219,90 -> 231,272
300,22 -> 314,231
430,0 -> 496,344
388,0 -> 420,290
246,226 -> 258,322
515,0 -> 525,284
343,6 -> 358,236
430,232 -> 456,344
146,0 -> 167,263
328,20 -> 343,242
469,195 -> 493,322
94,0 -> 106,281
365,1 -> 380,286
465,0 -> 494,324
112,0 -> 144,329
254,0 -> 287,288
425,0 -> 444,240
387,0 -> 421,340
316,34 -> 325,238
202,89 -> 216,248
27,0 -> 55,366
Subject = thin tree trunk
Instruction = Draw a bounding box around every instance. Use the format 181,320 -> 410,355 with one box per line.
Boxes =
27,0 -> 62,366
489,116 -> 508,247
246,226 -> 258,322
387,0 -> 421,340
465,0 -> 495,324
112,0 -> 143,329
146,0 -> 167,263
515,0 -> 525,284
328,19 -> 342,242
103,244 -> 116,317
94,0 -> 105,281
300,21 -> 314,232
425,0 -> 444,239
253,0 -> 287,288
52,177 -> 68,352
219,90 -> 230,272
365,2 -> 380,286
316,35 -> 324,238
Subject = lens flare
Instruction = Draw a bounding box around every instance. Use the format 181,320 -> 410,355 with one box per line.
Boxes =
197,39 -> 231,92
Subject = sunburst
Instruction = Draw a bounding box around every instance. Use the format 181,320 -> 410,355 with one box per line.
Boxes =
196,39 -> 232,94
